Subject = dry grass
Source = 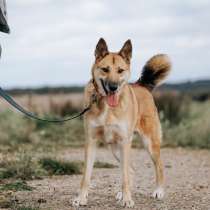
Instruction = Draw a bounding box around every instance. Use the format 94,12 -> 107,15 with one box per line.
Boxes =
0,93 -> 209,152
0,152 -> 44,180
0,93 -> 209,180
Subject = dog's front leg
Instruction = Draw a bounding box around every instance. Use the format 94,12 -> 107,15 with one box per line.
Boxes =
73,137 -> 96,206
117,142 -> 134,208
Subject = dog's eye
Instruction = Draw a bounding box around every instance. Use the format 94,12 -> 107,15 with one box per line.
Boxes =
118,69 -> 125,74
101,67 -> 109,73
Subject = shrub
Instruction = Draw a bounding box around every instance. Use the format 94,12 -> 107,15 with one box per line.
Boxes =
162,101 -> 210,148
155,92 -> 190,124
0,111 -> 34,150
0,152 -> 42,180
39,158 -> 83,175
49,100 -> 81,117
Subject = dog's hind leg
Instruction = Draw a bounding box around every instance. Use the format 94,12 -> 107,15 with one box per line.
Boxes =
147,135 -> 164,199
72,137 -> 97,206
137,116 -> 164,199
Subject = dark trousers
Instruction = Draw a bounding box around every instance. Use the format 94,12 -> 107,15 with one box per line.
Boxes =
0,0 -> 9,33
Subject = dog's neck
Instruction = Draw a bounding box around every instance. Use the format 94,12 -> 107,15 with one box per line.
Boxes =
90,79 -> 104,106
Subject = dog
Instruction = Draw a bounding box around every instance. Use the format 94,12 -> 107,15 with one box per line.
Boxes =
73,38 -> 171,208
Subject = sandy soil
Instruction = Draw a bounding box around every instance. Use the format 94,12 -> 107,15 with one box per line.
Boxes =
13,148 -> 210,210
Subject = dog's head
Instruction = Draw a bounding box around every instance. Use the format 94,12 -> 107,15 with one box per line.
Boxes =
92,38 -> 132,107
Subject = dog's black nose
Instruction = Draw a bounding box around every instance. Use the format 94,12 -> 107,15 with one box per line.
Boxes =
108,82 -> 118,92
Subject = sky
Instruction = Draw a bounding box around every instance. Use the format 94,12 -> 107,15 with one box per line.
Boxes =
0,0 -> 210,88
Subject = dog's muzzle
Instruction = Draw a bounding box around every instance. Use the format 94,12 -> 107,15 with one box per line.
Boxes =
100,79 -> 119,95
108,82 -> 118,93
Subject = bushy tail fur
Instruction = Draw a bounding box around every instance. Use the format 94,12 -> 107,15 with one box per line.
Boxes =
137,54 -> 171,91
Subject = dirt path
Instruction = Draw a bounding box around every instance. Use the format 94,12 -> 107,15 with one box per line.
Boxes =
14,148 -> 210,210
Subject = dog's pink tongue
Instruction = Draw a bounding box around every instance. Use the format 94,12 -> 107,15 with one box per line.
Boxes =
107,94 -> 119,107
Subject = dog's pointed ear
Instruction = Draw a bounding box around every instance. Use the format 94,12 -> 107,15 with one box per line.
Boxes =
119,39 -> 132,64
95,38 -> 109,61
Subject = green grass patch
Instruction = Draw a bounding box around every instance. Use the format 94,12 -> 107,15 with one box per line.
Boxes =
0,181 -> 33,192
15,206 -> 40,210
94,161 -> 117,168
39,158 -> 117,176
39,158 -> 83,175
0,152 -> 44,180
162,101 -> 210,149
0,111 -> 84,153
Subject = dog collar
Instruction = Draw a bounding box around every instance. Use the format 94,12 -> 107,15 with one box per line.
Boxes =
91,79 -> 104,106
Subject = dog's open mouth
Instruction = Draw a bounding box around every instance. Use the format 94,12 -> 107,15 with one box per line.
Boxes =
106,93 -> 119,107
100,79 -> 119,107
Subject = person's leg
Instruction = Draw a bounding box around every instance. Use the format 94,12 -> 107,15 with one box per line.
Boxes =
0,0 -> 10,33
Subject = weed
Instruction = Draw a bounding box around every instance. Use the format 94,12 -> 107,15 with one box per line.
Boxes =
0,181 -> 33,192
94,161 -> 117,168
0,152 -> 43,180
39,158 -> 83,175
39,158 -> 117,176
14,206 -> 40,210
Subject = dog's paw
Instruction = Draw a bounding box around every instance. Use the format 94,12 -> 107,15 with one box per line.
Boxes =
115,191 -> 123,201
72,196 -> 87,207
122,199 -> 135,208
152,187 -> 164,200
116,192 -> 134,208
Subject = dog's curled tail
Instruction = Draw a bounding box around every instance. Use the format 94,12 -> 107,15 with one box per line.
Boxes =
137,54 -> 171,91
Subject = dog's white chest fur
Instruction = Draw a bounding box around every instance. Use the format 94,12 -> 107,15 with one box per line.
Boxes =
89,107 -> 129,144
103,123 -> 127,143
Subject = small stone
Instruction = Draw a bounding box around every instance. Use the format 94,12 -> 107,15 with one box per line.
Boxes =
37,198 -> 47,203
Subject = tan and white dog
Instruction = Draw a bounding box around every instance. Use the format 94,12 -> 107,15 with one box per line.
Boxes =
73,38 -> 171,208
